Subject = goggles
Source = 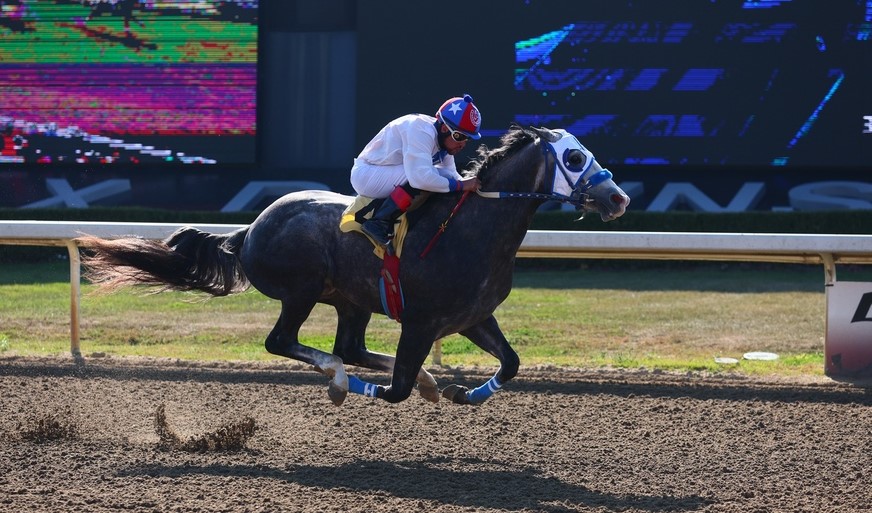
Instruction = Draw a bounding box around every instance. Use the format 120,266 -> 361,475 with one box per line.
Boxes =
443,122 -> 469,142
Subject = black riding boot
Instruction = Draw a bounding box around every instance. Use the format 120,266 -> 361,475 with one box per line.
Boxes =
361,184 -> 419,246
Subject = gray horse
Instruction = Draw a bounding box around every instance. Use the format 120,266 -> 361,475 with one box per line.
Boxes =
77,125 -> 629,406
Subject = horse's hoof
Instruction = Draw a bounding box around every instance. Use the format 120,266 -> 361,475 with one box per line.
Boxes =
441,384 -> 471,405
418,384 -> 440,403
327,382 -> 347,406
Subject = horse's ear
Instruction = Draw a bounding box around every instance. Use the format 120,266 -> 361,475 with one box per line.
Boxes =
531,126 -> 561,143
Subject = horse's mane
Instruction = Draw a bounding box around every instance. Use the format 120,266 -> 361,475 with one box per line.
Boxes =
463,123 -> 536,178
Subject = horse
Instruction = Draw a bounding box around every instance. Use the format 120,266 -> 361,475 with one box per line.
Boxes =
76,125 -> 630,406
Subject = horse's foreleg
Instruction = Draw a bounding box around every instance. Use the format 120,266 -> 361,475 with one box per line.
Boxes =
331,305 -> 439,402
444,315 -> 519,405
265,309 -> 349,406
364,324 -> 435,404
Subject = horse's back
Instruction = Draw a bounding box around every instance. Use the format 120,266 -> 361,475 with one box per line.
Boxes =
263,189 -> 351,215
250,189 -> 350,235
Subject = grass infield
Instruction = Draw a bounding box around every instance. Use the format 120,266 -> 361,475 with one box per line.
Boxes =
2,259 -> 871,377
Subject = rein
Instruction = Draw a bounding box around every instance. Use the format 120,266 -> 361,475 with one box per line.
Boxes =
475,189 -> 576,202
419,191 -> 471,259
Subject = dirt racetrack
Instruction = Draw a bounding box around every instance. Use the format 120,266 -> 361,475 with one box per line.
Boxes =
1,355 -> 870,513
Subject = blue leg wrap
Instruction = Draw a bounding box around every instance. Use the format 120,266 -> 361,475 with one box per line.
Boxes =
467,375 -> 503,405
348,375 -> 380,398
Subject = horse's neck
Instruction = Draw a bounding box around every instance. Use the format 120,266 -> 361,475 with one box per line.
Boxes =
478,142 -> 547,223
484,139 -> 547,192
462,146 -> 547,246
412,183 -> 541,253
409,139 -> 547,253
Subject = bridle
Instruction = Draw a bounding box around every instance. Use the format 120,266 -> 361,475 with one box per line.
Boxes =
475,129 -> 613,213
421,129 -> 614,258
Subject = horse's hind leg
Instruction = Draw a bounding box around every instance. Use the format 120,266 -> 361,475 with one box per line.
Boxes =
265,299 -> 350,406
331,303 -> 439,403
442,315 -> 520,405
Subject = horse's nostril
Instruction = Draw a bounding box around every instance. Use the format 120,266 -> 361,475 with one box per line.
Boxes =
611,194 -> 626,205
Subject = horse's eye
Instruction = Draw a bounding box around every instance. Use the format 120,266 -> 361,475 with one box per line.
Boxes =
567,150 -> 584,167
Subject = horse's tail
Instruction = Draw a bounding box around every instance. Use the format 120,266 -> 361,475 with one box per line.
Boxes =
76,226 -> 251,296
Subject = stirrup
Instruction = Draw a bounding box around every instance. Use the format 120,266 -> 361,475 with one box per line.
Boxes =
361,221 -> 393,247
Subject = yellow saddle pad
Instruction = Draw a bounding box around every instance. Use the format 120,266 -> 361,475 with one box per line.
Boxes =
340,196 -> 409,259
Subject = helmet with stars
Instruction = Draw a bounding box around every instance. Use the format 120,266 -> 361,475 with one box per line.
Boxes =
436,94 -> 482,140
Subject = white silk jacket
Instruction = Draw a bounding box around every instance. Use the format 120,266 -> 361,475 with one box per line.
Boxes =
356,114 -> 462,193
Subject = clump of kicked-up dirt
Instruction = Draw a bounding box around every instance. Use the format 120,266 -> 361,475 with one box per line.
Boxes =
17,413 -> 80,443
154,403 -> 256,452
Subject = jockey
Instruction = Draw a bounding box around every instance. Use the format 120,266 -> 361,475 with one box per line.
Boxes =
350,94 -> 483,247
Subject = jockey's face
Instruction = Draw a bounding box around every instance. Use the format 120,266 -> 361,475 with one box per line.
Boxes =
438,123 -> 468,155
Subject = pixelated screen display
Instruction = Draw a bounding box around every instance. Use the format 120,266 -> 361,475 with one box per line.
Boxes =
0,0 -> 257,167
514,0 -> 872,168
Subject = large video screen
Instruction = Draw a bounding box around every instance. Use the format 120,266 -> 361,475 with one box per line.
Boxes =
0,0 -> 257,168
514,1 -> 872,168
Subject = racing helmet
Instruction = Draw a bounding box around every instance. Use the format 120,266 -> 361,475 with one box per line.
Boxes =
436,94 -> 482,140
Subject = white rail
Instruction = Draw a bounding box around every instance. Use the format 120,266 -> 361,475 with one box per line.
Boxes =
2,221 -> 871,356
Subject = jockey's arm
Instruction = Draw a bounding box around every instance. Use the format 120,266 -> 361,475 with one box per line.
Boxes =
402,141 -> 457,193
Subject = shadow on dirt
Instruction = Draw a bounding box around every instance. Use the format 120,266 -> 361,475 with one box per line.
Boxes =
0,357 -> 326,386
500,376 -> 872,405
115,456 -> 712,512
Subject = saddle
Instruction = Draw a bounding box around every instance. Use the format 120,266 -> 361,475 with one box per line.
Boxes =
339,196 -> 409,321
339,196 -> 409,259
